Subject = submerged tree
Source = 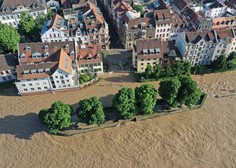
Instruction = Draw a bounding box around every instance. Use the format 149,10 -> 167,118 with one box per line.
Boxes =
135,84 -> 158,115
41,101 -> 73,134
177,76 -> 202,108
76,96 -> 105,125
113,87 -> 137,119
159,77 -> 181,107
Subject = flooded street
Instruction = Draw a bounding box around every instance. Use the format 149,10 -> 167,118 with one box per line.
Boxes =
1,72 -> 236,168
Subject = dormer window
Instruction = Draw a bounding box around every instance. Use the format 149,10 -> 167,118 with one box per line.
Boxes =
24,70 -> 29,75
70,51 -> 74,56
45,68 -> 50,73
32,52 -> 41,58
150,49 -> 154,55
65,44 -> 69,48
31,69 -> 36,74
26,46 -> 31,51
20,53 -> 25,59
155,48 -> 160,54
44,52 -> 49,58
38,69 -> 43,73
143,49 -> 148,55
45,45 -> 48,50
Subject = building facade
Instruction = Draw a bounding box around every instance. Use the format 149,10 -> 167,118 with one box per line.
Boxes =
15,41 -> 79,94
76,44 -> 103,74
0,0 -> 47,28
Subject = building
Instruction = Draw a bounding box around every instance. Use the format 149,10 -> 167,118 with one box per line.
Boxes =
41,14 -> 73,42
76,44 -> 103,74
0,54 -> 17,83
212,16 -> 236,29
212,28 -> 236,61
202,0 -> 226,18
176,30 -> 215,66
60,0 -> 97,19
81,3 -> 110,50
110,0 -> 140,28
119,17 -> 156,49
132,38 -> 164,72
175,28 -> 236,66
15,41 -> 78,94
46,0 -> 61,11
154,9 -> 173,41
0,0 -> 47,28
171,0 -> 212,31
41,3 -> 110,50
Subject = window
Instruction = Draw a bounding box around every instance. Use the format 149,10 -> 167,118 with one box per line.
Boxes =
24,89 -> 28,91
22,84 -> 26,87
31,88 -> 35,90
2,77 -> 6,81
29,83 -> 33,86
37,87 -> 41,90
44,86 -> 48,89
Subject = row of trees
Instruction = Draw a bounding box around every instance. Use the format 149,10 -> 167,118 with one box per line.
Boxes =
210,52 -> 236,72
38,84 -> 158,134
138,61 -> 192,81
113,84 -> 158,119
39,76 -> 202,134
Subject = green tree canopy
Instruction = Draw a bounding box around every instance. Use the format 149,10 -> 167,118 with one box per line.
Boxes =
40,100 -> 73,134
159,77 -> 181,107
135,84 -> 158,115
0,23 -> 20,53
161,63 -> 173,78
113,87 -> 137,119
177,76 -> 202,108
144,64 -> 153,79
133,5 -> 143,13
18,12 -> 35,39
153,64 -> 162,79
76,96 -> 105,125
227,52 -> 236,61
211,55 -> 227,71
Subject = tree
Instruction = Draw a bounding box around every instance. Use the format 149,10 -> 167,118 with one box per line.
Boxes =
227,52 -> 236,61
18,12 -> 35,39
76,96 -> 105,125
41,101 -> 73,134
133,5 -> 143,14
227,59 -> 236,70
211,55 -> 227,71
113,87 -> 137,119
194,65 -> 209,74
153,64 -> 162,79
159,77 -> 181,107
161,63 -> 173,77
135,84 -> 158,115
182,61 -> 192,75
173,61 -> 185,76
144,64 -> 153,79
0,23 -> 20,53
79,74 -> 91,84
177,76 -> 202,108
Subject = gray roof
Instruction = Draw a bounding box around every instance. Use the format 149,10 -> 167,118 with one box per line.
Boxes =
0,54 -> 18,71
0,0 -> 46,13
